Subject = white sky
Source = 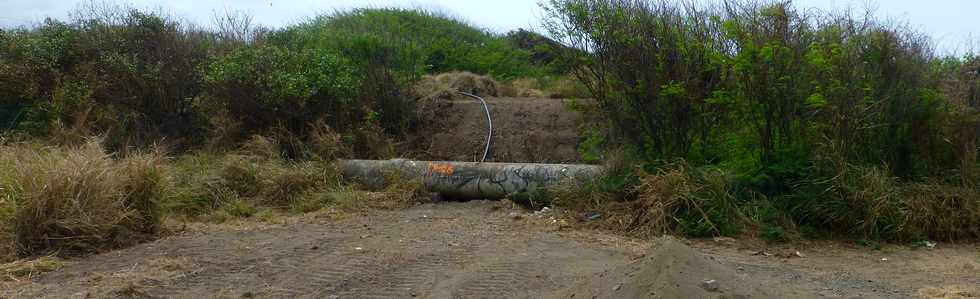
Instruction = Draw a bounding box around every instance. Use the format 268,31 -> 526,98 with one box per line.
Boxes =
1,0 -> 978,54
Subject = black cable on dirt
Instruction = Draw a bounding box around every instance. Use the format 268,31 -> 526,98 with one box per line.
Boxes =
456,91 -> 492,162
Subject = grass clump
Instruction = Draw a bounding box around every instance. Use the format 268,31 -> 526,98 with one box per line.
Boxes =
0,140 -> 166,258
0,256 -> 64,282
167,152 -> 339,220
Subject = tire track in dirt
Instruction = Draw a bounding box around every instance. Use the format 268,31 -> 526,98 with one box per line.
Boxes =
451,261 -> 540,298
327,246 -> 475,298
1,201 -> 635,299
149,232 -> 351,297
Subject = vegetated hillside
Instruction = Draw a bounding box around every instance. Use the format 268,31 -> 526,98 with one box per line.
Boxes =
272,8 -> 558,81
0,5 -> 586,263
0,6 -> 565,155
542,0 -> 980,242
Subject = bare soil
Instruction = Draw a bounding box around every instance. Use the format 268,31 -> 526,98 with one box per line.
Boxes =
410,96 -> 585,163
3,201 -> 977,298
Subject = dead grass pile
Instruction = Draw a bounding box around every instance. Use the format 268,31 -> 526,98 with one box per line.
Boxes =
0,140 -> 166,258
413,71 -> 500,99
902,183 -> 980,241
498,76 -> 590,99
550,160 -> 740,238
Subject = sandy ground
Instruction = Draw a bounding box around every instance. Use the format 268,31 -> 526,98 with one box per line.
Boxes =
3,201 -> 977,298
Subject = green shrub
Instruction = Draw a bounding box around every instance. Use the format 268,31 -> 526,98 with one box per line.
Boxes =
203,45 -> 360,140
0,9 -> 215,150
273,8 -> 544,80
543,0 -> 980,241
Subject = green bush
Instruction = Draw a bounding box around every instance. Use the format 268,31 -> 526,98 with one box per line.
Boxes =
272,8 -> 545,80
543,0 -> 980,241
202,45 -> 360,148
0,11 -> 215,150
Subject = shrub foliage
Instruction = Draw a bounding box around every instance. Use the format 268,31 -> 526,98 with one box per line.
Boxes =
543,0 -> 980,240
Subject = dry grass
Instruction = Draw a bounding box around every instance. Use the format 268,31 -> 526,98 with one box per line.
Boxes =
167,152 -> 340,220
240,135 -> 281,160
0,256 -> 65,283
307,119 -> 352,161
902,183 -> 980,241
413,71 -> 500,99
549,160 -> 739,238
499,76 -> 590,99
0,140 -> 166,257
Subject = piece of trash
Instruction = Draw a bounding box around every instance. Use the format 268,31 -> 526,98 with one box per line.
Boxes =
793,251 -> 806,258
712,237 -> 736,244
879,257 -> 888,262
354,247 -> 364,251
583,212 -> 602,221
700,279 -> 720,292
613,283 -> 623,291
557,219 -> 569,227
912,240 -> 937,249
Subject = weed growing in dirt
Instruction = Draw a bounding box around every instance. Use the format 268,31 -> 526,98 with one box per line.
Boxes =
0,256 -> 64,282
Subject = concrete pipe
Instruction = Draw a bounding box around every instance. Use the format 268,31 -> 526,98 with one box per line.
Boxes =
340,159 -> 603,199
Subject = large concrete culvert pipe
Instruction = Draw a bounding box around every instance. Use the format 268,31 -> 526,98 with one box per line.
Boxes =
340,159 -> 603,200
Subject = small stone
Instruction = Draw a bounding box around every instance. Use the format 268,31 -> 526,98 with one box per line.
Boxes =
355,247 -> 364,251
613,283 -> 623,291
311,246 -> 319,250
700,279 -> 720,292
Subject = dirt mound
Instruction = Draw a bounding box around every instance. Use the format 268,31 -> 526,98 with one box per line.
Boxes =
564,237 -> 806,299
410,96 -> 584,163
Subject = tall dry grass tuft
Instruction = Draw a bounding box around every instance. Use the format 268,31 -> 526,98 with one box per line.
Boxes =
902,183 -> 980,241
549,159 -> 739,238
2,140 -> 166,257
624,162 -> 740,237
307,120 -> 352,161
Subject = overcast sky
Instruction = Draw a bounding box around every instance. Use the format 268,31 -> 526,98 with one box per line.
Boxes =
1,0 -> 977,54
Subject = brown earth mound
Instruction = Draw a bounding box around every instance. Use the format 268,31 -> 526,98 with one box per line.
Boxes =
563,237 -> 812,299
409,95 -> 585,163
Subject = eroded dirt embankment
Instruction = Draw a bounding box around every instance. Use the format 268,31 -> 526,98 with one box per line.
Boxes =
409,97 -> 586,163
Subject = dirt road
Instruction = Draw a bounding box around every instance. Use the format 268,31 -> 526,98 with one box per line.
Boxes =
3,201 -> 978,298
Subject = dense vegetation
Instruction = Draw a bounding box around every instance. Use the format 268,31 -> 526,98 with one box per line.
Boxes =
0,6 -> 545,262
543,0 -> 979,242
0,0 -> 978,263
0,6 -> 555,153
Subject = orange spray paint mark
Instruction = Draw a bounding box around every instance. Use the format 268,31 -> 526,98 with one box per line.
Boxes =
427,163 -> 455,176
